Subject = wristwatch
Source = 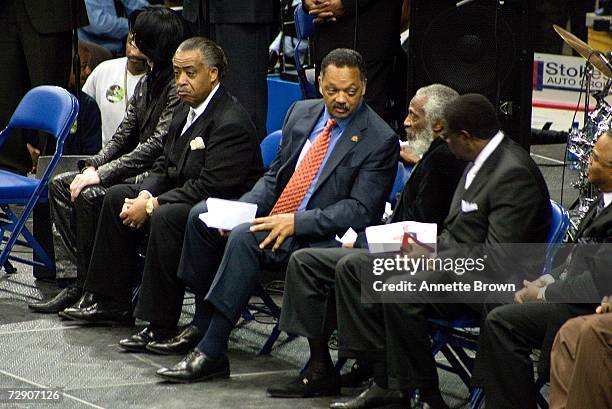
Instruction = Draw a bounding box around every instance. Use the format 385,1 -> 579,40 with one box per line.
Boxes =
145,197 -> 155,216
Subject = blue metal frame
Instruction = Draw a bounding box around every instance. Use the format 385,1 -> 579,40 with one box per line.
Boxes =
0,86 -> 79,274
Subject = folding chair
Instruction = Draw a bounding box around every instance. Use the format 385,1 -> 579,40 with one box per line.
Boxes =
260,130 -> 282,169
428,199 -> 570,409
293,4 -> 317,99
0,86 -> 79,275
389,162 -> 412,207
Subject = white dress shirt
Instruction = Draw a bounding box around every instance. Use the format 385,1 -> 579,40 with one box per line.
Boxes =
465,131 -> 505,189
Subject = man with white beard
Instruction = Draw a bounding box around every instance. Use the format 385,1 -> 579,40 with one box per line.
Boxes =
266,84 -> 468,400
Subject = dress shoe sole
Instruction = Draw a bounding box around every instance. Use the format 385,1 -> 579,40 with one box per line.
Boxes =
58,312 -> 134,327
118,343 -> 148,353
145,344 -> 192,356
156,370 -> 230,384
28,305 -> 65,314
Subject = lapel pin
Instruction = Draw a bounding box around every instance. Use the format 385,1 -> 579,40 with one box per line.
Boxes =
351,135 -> 359,142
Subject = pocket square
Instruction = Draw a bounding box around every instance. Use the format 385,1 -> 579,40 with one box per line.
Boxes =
190,136 -> 205,150
461,200 -> 478,213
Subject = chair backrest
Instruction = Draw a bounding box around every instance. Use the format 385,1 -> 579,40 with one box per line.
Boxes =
2,86 -> 78,146
293,5 -> 318,99
388,163 -> 411,206
543,199 -> 570,274
260,130 -> 282,169
294,4 -> 315,40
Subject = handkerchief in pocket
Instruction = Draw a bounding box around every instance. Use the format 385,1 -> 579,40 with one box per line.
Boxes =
461,200 -> 478,213
190,136 -> 205,150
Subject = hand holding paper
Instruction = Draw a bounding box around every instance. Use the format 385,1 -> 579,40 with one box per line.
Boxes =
198,198 -> 257,231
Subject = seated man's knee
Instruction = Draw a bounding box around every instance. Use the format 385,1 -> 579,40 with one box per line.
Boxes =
187,201 -> 207,225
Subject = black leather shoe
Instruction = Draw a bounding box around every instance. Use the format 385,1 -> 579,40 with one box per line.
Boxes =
329,381 -> 404,408
70,291 -> 96,309
156,350 -> 230,383
340,360 -> 373,387
146,325 -> 203,355
59,303 -> 134,326
28,286 -> 82,314
267,372 -> 341,398
119,326 -> 177,352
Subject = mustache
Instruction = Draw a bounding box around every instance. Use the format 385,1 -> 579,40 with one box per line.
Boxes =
333,103 -> 348,110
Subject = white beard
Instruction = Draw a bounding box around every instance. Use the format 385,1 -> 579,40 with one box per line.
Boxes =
406,126 -> 436,157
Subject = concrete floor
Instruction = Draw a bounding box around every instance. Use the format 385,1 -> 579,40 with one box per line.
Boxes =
0,143 -> 572,409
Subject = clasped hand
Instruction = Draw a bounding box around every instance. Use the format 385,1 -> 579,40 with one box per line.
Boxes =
514,278 -> 547,304
119,192 -> 150,229
304,0 -> 345,23
249,213 -> 295,252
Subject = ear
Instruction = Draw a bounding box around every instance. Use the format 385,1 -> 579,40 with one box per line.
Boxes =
432,122 -> 444,134
209,66 -> 219,83
361,79 -> 367,96
318,75 -> 323,95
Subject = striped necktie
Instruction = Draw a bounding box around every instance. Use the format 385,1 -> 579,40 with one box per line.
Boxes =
269,118 -> 337,215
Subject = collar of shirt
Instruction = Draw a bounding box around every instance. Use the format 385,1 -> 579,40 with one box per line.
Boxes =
465,131 -> 504,189
603,191 -> 612,208
189,83 -> 220,122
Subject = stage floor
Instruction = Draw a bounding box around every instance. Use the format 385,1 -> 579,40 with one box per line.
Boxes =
0,143 -> 571,409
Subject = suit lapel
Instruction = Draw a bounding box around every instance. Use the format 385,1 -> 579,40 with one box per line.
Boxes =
312,104 -> 368,193
176,86 -> 226,171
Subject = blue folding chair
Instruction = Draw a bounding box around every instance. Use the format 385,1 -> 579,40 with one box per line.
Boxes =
428,199 -> 570,409
260,130 -> 282,169
0,86 -> 79,274
388,163 -> 412,207
293,4 -> 317,99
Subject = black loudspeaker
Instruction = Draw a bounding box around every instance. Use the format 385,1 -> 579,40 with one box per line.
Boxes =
407,0 -> 535,148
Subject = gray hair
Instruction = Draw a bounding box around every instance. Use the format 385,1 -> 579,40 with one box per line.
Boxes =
176,36 -> 228,78
415,84 -> 459,126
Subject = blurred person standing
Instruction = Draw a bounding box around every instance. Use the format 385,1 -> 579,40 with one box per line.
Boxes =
0,0 -> 89,175
182,0 -> 278,139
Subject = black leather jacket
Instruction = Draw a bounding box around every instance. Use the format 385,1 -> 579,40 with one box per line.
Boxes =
79,75 -> 179,187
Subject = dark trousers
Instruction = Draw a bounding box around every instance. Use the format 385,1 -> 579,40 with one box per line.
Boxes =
188,21 -> 272,140
84,184 -> 192,309
0,0 -> 71,174
335,252 -> 480,390
49,171 -> 107,285
279,247 -> 365,339
170,200 -> 304,328
472,301 -> 592,409
134,200 -> 225,327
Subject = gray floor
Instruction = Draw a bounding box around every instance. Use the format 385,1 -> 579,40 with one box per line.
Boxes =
0,144 -> 575,409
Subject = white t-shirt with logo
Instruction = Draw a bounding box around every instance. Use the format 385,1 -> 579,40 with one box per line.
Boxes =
82,57 -> 145,147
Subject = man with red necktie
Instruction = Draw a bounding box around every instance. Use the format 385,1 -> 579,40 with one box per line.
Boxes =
130,48 -> 399,382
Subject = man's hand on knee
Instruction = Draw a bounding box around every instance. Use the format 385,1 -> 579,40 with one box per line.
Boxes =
120,196 -> 148,229
250,214 -> 296,252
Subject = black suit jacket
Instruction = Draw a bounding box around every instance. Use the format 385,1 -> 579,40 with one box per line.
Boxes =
240,99 -> 399,245
545,201 -> 612,303
139,85 -> 263,206
313,0 -> 402,63
22,0 -> 89,34
391,138 -> 468,231
438,136 -> 552,282
182,0 -> 276,24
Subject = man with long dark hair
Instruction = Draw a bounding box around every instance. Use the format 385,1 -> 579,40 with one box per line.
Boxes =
29,6 -> 187,314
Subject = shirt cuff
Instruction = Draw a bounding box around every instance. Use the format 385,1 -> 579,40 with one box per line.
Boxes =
539,274 -> 555,285
537,286 -> 548,301
138,190 -> 153,199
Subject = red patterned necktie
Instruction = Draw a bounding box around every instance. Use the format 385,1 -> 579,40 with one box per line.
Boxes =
269,118 -> 337,215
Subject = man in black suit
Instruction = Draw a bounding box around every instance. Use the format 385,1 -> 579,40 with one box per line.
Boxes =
330,94 -> 552,409
60,37 -> 263,326
267,83 -> 466,398
472,129 -> 612,409
0,0 -> 88,174
182,0 -> 277,139
152,48 -> 399,383
304,0 -> 403,122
